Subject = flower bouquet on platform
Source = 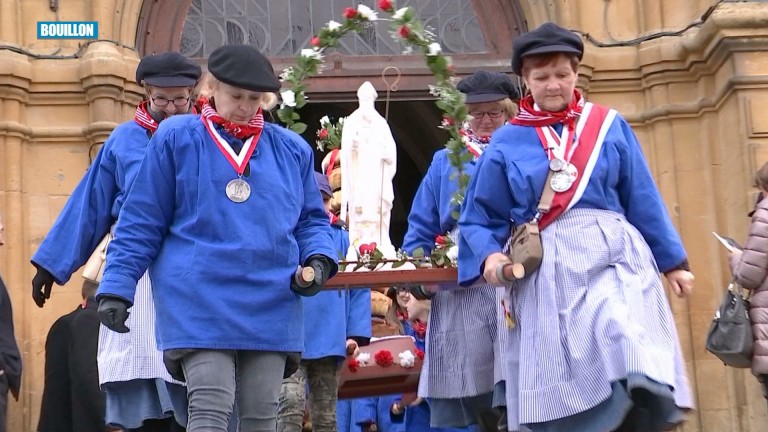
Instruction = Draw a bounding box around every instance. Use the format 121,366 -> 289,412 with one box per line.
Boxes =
326,235 -> 459,290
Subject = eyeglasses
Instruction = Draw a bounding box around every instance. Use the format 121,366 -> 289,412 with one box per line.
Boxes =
151,96 -> 191,107
469,110 -> 504,119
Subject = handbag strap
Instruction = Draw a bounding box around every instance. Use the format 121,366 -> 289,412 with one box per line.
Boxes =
728,277 -> 751,300
536,171 -> 556,220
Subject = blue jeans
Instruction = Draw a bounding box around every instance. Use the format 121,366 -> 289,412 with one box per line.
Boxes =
181,350 -> 287,432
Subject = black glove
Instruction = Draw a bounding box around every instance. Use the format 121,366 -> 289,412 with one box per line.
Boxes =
291,255 -> 332,297
97,296 -> 131,333
31,264 -> 56,308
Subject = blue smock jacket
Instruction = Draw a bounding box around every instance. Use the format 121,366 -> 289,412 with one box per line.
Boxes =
303,223 -> 371,359
355,395 -> 404,432
458,114 -> 687,285
96,114 -> 337,352
402,149 -> 476,255
32,121 -> 151,282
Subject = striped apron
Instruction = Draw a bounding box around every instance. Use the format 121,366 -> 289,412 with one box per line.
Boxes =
502,209 -> 693,430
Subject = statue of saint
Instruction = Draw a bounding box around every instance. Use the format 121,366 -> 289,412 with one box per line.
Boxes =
341,81 -> 398,264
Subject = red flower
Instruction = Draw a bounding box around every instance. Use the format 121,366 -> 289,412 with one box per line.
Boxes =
374,350 -> 395,367
343,7 -> 358,19
435,235 -> 447,245
378,0 -> 394,12
398,25 -> 411,38
441,116 -> 454,126
311,36 -> 321,47
348,357 -> 360,372
359,242 -> 377,255
317,128 -> 329,139
415,349 -> 425,360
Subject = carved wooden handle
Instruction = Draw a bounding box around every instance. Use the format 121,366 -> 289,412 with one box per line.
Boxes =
496,262 -> 525,284
294,266 -> 315,288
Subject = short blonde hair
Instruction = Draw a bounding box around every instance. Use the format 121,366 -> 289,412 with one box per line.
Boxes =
203,74 -> 278,110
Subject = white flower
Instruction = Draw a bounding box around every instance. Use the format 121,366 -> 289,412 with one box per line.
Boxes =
446,245 -> 458,265
327,20 -> 342,31
279,67 -> 294,82
393,7 -> 409,20
319,115 -> 330,126
398,350 -> 416,368
427,42 -> 442,56
356,352 -> 371,366
280,90 -> 296,108
357,4 -> 378,21
300,48 -> 322,59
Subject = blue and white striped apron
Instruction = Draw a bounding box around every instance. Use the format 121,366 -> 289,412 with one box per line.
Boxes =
502,209 -> 693,431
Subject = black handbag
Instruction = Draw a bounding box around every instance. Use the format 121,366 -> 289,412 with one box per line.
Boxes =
705,280 -> 753,368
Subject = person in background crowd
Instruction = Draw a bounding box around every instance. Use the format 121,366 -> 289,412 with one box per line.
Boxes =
277,172 -> 371,432
38,280 -> 106,432
30,51 -> 201,432
458,22 -> 694,432
403,70 -> 519,432
0,211 -> 21,432
95,44 -> 337,432
729,161 -> 768,410
390,298 -> 473,432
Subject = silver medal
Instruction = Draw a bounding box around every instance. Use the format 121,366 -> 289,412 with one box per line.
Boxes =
549,158 -> 565,172
549,163 -> 578,192
226,178 -> 251,203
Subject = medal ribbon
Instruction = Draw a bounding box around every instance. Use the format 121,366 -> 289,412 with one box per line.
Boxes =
202,119 -> 261,176
538,103 -> 613,230
535,123 -> 578,165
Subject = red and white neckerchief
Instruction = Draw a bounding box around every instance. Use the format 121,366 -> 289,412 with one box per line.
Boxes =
134,100 -> 199,134
411,319 -> 427,339
134,101 -> 159,133
510,90 -> 585,128
459,124 -> 490,159
201,100 -> 264,140
201,102 -> 264,177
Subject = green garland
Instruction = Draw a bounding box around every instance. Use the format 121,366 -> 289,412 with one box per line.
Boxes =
276,1 -> 471,214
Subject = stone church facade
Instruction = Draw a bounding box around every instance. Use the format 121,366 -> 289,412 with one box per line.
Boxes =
1,0 -> 767,430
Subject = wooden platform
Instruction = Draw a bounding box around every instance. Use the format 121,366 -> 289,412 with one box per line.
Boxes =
324,267 -> 458,289
338,336 -> 423,399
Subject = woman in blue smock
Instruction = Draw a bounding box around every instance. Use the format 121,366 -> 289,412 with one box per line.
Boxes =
31,52 -> 201,432
457,23 -> 695,432
95,45 -> 337,432
403,71 -> 519,432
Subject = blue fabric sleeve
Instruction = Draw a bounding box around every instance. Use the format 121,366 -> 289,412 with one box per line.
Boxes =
614,117 -> 687,272
96,129 -> 178,303
457,150 -> 515,286
347,288 -> 372,340
289,135 -> 339,275
402,152 -> 444,254
354,397 -> 378,425
31,141 -> 119,284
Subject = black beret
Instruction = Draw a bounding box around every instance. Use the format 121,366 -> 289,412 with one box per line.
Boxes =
136,52 -> 202,87
457,71 -> 519,103
511,22 -> 584,75
208,45 -> 281,93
